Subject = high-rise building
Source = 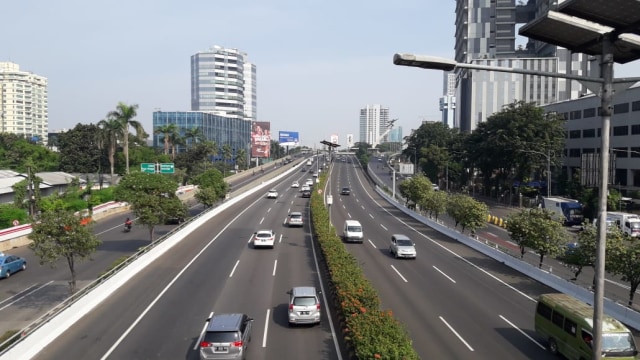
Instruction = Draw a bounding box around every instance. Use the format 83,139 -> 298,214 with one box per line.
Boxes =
359,104 -> 389,147
452,0 -> 595,132
0,62 -> 48,144
388,127 -> 403,143
440,72 -> 456,129
190,46 -> 256,120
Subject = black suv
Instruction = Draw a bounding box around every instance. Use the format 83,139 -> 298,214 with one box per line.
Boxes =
199,313 -> 253,359
340,187 -> 351,195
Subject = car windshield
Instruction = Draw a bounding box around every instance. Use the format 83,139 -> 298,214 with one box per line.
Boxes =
343,188 -> 349,191
397,239 -> 413,247
347,226 -> 361,232
602,333 -> 636,353
290,214 -> 302,219
256,232 -> 272,238
203,331 -> 239,343
293,296 -> 317,306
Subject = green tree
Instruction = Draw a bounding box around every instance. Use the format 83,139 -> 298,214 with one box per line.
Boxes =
506,208 -> 566,268
108,102 -> 145,174
222,144 -> 233,176
0,204 -> 28,229
398,174 -> 433,208
114,172 -> 186,241
29,207 -> 101,293
58,123 -> 104,173
419,190 -> 448,220
235,148 -> 248,170
446,194 -> 488,234
192,168 -> 228,200
606,232 -> 640,306
194,187 -> 220,208
0,133 -> 59,172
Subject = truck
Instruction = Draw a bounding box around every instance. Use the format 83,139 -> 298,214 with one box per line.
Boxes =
541,197 -> 584,226
607,211 -> 640,237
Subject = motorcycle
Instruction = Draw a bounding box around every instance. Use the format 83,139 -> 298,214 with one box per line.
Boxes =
124,223 -> 132,232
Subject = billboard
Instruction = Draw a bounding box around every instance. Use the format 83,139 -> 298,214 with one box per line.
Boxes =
330,134 -> 339,145
279,131 -> 300,147
346,134 -> 354,148
251,121 -> 271,158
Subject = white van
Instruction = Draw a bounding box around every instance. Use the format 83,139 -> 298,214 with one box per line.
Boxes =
343,220 -> 363,243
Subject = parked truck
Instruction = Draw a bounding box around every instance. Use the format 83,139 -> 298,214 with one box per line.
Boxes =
542,197 -> 584,226
607,211 -> 640,237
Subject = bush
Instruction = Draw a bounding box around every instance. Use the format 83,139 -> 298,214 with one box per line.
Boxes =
0,204 -> 28,228
310,173 -> 418,359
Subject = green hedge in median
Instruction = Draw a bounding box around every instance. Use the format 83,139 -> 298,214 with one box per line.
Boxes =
310,174 -> 418,360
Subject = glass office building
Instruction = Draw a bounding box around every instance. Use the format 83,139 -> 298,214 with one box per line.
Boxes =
153,111 -> 251,159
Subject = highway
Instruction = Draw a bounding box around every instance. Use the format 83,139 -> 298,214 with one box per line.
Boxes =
367,156 -> 640,311
30,160 -> 342,359
326,156 -> 558,359
0,161 -> 299,337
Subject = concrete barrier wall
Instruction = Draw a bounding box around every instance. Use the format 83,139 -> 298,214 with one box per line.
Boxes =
374,185 -> 640,330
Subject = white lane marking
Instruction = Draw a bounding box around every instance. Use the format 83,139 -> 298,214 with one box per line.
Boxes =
380,224 -> 387,231
259,217 -> 265,224
262,309 -> 270,347
347,212 -> 352,219
362,205 -> 366,210
432,266 -> 456,283
229,260 -> 240,277
193,312 -> 214,351
272,260 -> 278,276
368,239 -> 377,249
247,234 -> 253,244
368,213 -> 374,219
390,265 -> 408,283
0,281 -> 53,311
278,233 -> 283,243
267,207 -> 272,213
485,232 -> 498,238
439,316 -> 474,351
499,315 -> 546,350
0,283 -> 40,305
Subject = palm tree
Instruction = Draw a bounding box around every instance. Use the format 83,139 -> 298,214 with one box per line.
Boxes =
235,148 -> 247,170
97,118 -> 121,179
108,102 -> 144,174
154,123 -> 178,155
183,127 -> 206,148
169,132 -> 185,160
222,144 -> 233,176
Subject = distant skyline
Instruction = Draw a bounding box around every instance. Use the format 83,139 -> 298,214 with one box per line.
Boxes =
2,1 -> 640,148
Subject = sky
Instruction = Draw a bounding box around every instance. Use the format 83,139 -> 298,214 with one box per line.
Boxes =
2,1 -> 640,148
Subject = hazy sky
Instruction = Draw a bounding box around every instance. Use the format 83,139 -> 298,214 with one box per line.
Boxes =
2,1 -> 640,148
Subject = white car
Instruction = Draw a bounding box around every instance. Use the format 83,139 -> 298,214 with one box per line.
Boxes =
267,189 -> 278,199
300,185 -> 311,192
305,179 -> 314,186
389,234 -> 417,259
253,230 -> 276,248
292,181 -> 300,188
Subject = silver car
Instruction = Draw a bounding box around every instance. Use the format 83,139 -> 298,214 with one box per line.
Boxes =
199,313 -> 253,360
389,234 -> 417,259
288,286 -> 321,326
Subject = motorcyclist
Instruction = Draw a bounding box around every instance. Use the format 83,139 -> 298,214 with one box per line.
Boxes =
125,217 -> 132,230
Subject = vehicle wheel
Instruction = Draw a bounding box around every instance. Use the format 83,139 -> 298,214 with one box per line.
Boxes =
548,338 -> 558,355
22,263 -> 26,271
5,271 -> 10,278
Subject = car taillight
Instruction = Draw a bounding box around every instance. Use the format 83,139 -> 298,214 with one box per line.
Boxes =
317,303 -> 321,310
289,304 -> 294,311
200,341 -> 211,348
232,341 -> 243,347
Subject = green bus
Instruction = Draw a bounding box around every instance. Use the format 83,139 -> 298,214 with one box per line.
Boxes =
535,293 -> 638,359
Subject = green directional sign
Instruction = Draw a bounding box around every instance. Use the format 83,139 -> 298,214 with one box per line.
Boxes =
141,163 -> 156,173
160,163 -> 175,174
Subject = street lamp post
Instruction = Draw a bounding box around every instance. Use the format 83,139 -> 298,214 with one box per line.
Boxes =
394,50 -> 640,357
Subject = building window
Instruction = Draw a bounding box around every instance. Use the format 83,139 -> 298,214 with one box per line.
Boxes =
631,147 -> 640,158
582,148 -> 595,154
634,169 -> 640,187
583,128 -> 596,138
614,103 -> 630,114
570,110 -> 582,120
613,125 -> 629,136
597,128 -> 601,137
569,148 -> 581,158
615,168 -> 628,186
632,101 -> 640,112
631,124 -> 640,135
569,130 -> 581,138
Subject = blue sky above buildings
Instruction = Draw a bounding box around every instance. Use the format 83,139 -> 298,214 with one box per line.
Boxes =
2,0 -> 640,147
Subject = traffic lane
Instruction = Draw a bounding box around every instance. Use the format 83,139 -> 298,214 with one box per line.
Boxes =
31,195 -> 265,359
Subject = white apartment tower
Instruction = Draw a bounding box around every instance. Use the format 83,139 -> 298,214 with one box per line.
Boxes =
190,46 -> 256,120
0,62 -> 48,143
440,72 -> 457,129
359,104 -> 389,147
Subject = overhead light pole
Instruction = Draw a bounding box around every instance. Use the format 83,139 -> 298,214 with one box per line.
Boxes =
394,24 -> 640,354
